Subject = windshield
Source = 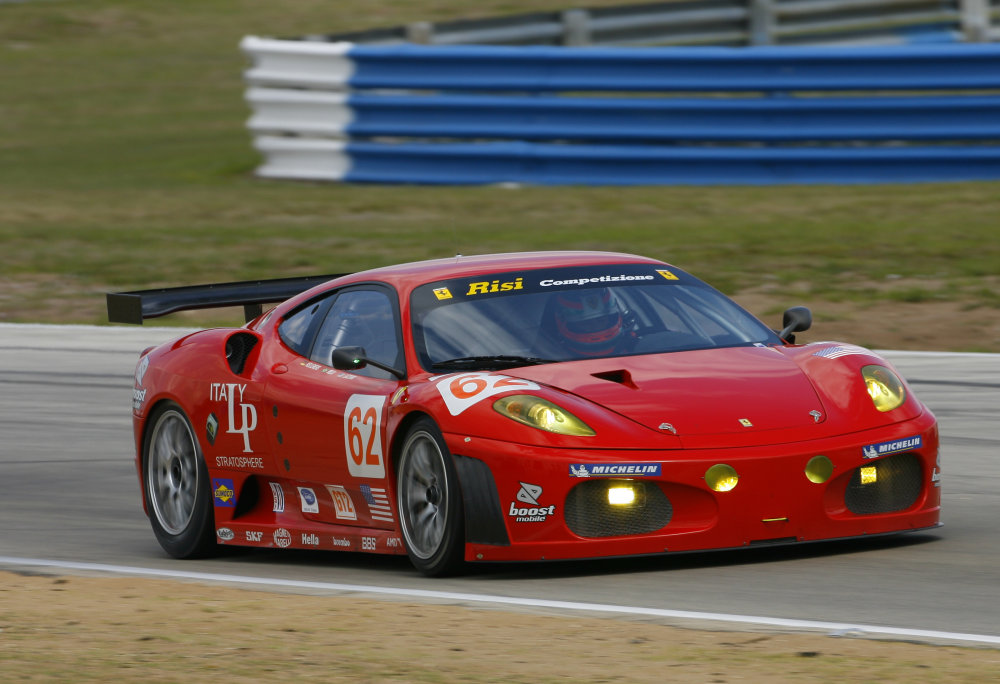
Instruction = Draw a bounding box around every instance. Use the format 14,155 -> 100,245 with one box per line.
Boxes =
410,263 -> 780,371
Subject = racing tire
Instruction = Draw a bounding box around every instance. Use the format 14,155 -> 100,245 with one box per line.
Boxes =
396,417 -> 465,576
142,401 -> 216,559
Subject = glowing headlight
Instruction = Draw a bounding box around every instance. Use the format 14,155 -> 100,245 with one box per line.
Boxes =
705,464 -> 739,492
607,486 -> 636,505
860,466 -> 878,484
862,365 -> 906,412
493,395 -> 595,436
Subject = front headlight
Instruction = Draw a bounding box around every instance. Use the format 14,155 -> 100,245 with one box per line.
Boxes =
862,365 -> 906,412
493,395 -> 595,436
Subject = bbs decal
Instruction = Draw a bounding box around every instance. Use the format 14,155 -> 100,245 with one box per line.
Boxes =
344,394 -> 386,478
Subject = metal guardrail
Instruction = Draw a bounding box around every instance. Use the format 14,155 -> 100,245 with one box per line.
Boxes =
241,1 -> 1000,185
314,0 -> 999,47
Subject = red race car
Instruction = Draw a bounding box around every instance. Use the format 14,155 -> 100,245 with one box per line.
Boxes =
108,251 -> 940,576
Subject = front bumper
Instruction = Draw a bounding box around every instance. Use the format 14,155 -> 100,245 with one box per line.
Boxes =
447,411 -> 940,562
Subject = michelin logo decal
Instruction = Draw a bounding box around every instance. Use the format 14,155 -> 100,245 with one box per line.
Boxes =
863,435 -> 922,460
570,463 -> 661,477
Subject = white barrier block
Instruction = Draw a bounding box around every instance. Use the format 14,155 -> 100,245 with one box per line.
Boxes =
241,36 -> 355,89
246,87 -> 353,136
253,135 -> 351,181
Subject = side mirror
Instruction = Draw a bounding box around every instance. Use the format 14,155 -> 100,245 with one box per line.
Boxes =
330,346 -> 405,379
778,306 -> 812,343
331,346 -> 368,371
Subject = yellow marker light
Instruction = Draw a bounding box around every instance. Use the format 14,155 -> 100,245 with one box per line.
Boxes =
705,464 -> 739,492
805,455 -> 834,484
862,365 -> 906,412
607,486 -> 636,506
493,395 -> 595,436
860,466 -> 878,485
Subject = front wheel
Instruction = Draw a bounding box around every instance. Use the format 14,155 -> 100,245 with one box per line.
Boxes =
396,417 -> 465,576
142,401 -> 216,558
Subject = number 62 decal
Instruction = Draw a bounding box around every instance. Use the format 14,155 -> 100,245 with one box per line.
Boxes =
344,394 -> 386,478
436,372 -> 540,416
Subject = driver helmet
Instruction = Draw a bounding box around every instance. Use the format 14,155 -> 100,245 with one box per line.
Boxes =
553,288 -> 624,356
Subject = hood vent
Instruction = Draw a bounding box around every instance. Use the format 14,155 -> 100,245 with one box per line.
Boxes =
591,369 -> 637,389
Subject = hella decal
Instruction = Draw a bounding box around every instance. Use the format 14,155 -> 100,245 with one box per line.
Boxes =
863,435 -> 923,460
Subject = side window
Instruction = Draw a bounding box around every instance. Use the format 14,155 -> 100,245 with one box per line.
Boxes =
311,289 -> 401,380
278,300 -> 328,355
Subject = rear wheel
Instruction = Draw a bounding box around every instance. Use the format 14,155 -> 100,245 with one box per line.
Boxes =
396,417 -> 465,576
142,402 -> 215,558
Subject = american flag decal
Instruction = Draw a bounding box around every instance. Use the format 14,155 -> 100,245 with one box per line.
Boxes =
812,345 -> 871,360
360,484 -> 394,522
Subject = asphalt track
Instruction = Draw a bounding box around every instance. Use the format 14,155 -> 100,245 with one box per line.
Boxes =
1,323 -> 998,643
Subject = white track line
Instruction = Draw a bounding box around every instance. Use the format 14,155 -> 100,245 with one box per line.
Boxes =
1,556 -> 997,646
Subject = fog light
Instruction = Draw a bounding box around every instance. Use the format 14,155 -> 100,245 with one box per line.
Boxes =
607,485 -> 635,506
805,455 -> 834,484
860,466 -> 878,485
705,464 -> 739,492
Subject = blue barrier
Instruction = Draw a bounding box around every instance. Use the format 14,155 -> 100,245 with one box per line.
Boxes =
347,43 -> 1000,92
244,41 -> 1000,185
342,142 -> 1000,185
344,93 -> 1000,142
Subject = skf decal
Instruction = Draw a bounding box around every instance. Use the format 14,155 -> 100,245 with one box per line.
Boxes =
466,277 -> 523,296
435,372 -> 540,416
344,394 -> 386,478
360,484 -> 394,522
509,483 -> 555,522
298,487 -> 319,513
212,478 -> 236,508
656,269 -> 679,280
269,481 -> 285,513
209,382 -> 258,453
863,435 -> 923,460
326,484 -> 357,521
570,463 -> 661,477
433,287 -> 453,300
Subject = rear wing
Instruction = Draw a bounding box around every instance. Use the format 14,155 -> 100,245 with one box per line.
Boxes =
106,274 -> 347,325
